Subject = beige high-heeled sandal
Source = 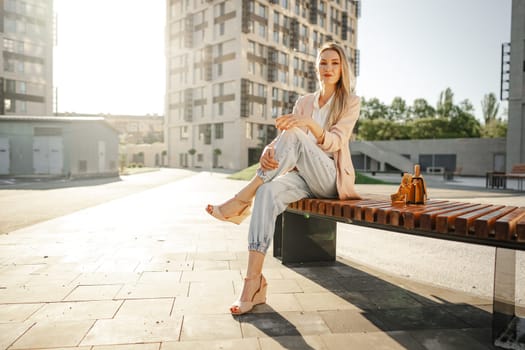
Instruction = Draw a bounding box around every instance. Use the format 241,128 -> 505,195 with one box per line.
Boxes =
206,195 -> 252,225
230,274 -> 267,315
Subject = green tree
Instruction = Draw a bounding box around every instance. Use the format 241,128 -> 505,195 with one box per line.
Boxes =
436,87 -> 455,119
360,97 -> 388,120
388,97 -> 409,121
411,98 -> 436,119
481,93 -> 499,125
188,148 -> 196,167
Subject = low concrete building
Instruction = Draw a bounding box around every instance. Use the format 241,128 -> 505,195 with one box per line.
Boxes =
0,116 -> 119,178
351,138 -> 507,176
122,142 -> 167,168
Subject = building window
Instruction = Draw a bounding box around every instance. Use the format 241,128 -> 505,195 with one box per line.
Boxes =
4,99 -> 14,112
215,123 -> 224,139
180,126 -> 189,139
246,122 -> 253,139
197,154 -> 204,162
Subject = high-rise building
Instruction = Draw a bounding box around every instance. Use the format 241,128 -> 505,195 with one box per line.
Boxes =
165,0 -> 360,170
0,0 -> 54,115
506,0 -> 525,170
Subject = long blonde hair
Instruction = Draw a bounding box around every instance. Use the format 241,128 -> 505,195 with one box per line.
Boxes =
316,42 -> 355,129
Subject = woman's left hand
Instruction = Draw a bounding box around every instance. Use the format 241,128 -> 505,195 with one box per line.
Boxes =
275,114 -> 309,131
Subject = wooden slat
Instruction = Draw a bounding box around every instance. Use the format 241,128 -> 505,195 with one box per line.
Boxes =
419,203 -> 479,231
390,201 -> 451,227
517,216 -> 525,242
494,208 -> 525,240
376,200 -> 446,225
454,205 -> 505,235
403,202 -> 470,229
435,204 -> 492,234
353,200 -> 390,220
473,207 -> 518,238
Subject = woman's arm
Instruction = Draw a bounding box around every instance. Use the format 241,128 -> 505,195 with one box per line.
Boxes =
318,95 -> 360,152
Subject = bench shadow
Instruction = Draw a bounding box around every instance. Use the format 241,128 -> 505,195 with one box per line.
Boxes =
238,259 -> 495,350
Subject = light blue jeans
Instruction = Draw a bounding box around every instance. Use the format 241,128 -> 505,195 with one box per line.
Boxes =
248,128 -> 338,254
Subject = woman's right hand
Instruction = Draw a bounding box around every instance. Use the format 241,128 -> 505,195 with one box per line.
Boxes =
260,146 -> 279,171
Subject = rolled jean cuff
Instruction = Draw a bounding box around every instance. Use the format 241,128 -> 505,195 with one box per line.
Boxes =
248,242 -> 269,254
256,167 -> 269,182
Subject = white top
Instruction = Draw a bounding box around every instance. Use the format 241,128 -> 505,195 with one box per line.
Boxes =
308,90 -> 334,143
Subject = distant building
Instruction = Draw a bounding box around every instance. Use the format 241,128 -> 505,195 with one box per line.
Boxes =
1,0 -> 54,115
58,112 -> 167,168
165,0 -> 360,170
0,116 -> 119,178
506,0 -> 525,170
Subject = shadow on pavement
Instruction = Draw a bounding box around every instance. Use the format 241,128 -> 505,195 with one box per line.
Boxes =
245,260 -> 495,349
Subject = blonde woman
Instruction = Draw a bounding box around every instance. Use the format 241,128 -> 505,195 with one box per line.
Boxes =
206,42 -> 361,315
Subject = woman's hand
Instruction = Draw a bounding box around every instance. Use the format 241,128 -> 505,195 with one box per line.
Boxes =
259,146 -> 279,171
275,114 -> 310,131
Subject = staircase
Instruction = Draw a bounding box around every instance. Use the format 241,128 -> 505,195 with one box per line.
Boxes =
351,141 -> 414,173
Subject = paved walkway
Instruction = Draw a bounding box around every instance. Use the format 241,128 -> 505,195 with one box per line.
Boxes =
0,169 -> 523,349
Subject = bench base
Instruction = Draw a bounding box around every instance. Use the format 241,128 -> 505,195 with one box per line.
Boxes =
273,211 -> 337,264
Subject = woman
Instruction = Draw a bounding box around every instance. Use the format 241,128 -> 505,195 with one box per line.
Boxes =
206,42 -> 361,315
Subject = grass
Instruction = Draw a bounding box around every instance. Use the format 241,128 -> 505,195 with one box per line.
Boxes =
227,163 -> 392,184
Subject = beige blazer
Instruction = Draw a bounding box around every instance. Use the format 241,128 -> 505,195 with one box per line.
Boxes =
292,92 -> 361,200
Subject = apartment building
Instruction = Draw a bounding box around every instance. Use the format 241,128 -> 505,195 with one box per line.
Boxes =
1,0 -> 53,115
506,0 -> 525,170
166,0 -> 360,170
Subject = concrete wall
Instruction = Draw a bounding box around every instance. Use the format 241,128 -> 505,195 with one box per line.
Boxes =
351,138 -> 507,176
0,119 -> 119,177
124,143 -> 167,168
506,0 -> 525,170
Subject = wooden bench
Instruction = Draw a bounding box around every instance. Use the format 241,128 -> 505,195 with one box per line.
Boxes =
486,163 -> 525,191
273,197 -> 525,349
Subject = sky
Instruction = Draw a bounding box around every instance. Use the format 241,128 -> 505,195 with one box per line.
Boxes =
53,0 -> 512,120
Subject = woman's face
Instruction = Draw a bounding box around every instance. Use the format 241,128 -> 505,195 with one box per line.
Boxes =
317,49 -> 342,87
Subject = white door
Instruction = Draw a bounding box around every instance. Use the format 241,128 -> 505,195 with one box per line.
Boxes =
48,137 -> 63,175
98,141 -> 106,173
0,138 -> 9,175
33,136 -> 63,175
33,137 -> 48,174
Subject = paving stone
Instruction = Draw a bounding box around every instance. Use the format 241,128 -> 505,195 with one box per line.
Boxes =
320,331 -> 426,350
180,270 -> 242,282
180,314 -> 242,341
259,293 -> 303,313
364,289 -> 426,309
81,317 -> 183,346
0,284 -> 73,303
240,311 -> 330,338
139,271 -> 182,284
259,335 -> 327,349
64,284 -> 123,301
0,321 -> 34,350
338,275 -> 399,292
371,306 -> 470,331
0,303 -> 42,323
319,309 -> 388,333
114,298 -> 174,318
30,300 -> 122,321
408,329 -> 492,350
10,320 -> 94,349
162,338 -> 260,349
115,282 -> 189,299
173,294 -> 235,314
92,343 -> 160,350
73,272 -> 141,285
188,280 -> 235,297
295,292 -> 360,311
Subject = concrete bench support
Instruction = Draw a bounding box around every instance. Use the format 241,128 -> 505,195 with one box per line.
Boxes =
273,212 -> 337,264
